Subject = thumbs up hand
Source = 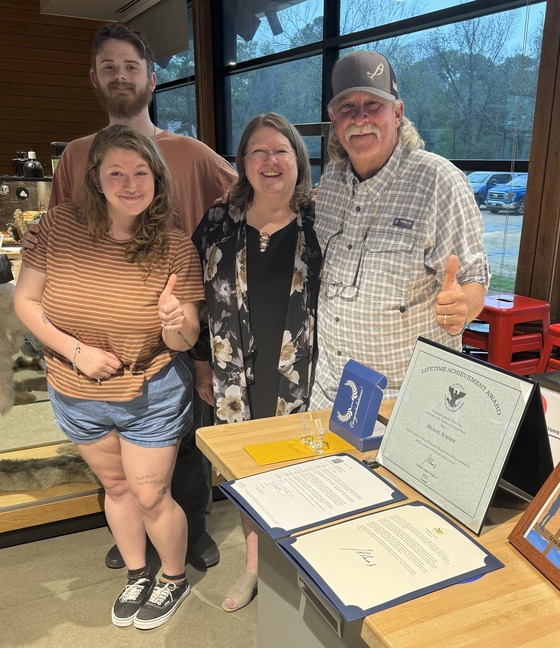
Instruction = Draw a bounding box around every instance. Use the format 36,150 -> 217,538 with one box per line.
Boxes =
441,255 -> 460,293
159,274 -> 184,331
436,255 -> 468,334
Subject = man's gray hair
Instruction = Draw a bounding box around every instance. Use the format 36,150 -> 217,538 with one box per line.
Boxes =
327,112 -> 425,166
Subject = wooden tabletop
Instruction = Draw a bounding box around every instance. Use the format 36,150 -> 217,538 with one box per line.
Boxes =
196,405 -> 560,648
196,404 -> 392,482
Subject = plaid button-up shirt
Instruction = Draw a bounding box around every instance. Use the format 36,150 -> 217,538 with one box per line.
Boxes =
310,142 -> 490,407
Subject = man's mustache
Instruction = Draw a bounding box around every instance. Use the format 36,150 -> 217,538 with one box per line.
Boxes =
108,82 -> 134,91
345,124 -> 380,143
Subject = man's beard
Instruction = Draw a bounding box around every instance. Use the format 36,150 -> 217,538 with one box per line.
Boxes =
96,81 -> 153,120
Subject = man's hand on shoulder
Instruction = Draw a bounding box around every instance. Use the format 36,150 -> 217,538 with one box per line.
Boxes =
21,222 -> 41,252
214,190 -> 230,205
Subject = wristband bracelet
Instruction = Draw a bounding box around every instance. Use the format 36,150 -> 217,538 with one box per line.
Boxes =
72,341 -> 81,374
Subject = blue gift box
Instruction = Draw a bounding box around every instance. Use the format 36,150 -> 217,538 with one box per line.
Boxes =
329,360 -> 387,451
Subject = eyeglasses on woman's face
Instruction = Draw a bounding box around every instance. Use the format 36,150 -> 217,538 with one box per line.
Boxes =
244,149 -> 295,163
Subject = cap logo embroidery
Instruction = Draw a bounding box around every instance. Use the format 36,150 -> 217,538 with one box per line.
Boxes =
366,63 -> 385,80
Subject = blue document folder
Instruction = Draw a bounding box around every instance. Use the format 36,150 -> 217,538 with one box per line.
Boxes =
277,501 -> 504,622
329,359 -> 388,451
219,453 -> 405,540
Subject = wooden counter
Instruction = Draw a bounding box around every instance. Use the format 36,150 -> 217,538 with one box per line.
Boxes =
196,407 -> 560,648
197,404 -> 392,482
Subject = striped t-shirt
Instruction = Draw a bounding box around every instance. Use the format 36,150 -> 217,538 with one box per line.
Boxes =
23,203 -> 204,401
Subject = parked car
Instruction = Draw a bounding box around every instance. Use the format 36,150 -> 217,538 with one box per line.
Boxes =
467,171 -> 516,207
485,173 -> 528,215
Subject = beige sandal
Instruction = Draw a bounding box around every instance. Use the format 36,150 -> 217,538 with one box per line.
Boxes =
222,570 -> 258,612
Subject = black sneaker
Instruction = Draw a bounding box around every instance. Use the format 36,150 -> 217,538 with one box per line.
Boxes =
111,576 -> 154,627
134,579 -> 191,630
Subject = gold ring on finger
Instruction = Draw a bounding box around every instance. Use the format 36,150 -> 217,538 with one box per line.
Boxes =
443,314 -> 448,325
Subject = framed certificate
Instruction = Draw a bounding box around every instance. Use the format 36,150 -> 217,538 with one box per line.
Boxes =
509,462 -> 560,589
377,338 -> 553,534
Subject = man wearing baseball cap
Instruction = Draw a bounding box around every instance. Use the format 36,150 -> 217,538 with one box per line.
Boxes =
310,50 -> 490,407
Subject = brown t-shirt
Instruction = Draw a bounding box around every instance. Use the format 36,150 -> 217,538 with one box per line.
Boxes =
50,130 -> 238,235
24,203 -> 205,401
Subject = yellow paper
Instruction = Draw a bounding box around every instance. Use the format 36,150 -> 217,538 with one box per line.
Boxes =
244,432 -> 354,466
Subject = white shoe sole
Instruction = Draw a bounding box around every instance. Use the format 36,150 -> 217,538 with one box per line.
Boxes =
134,585 -> 191,630
111,612 -> 137,627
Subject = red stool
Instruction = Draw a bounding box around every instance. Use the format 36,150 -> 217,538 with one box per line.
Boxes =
537,323 -> 560,372
462,293 -> 550,375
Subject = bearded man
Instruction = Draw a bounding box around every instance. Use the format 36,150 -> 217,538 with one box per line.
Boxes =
48,24 -> 236,238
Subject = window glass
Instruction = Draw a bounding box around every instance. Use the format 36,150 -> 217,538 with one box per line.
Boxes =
338,3 -> 544,294
340,0 -> 544,39
154,4 -> 194,81
154,84 -> 197,138
220,0 -> 323,65
310,163 -> 322,187
339,4 -> 544,161
302,136 -> 323,186
155,51 -> 194,82
227,56 -> 322,154
341,0 -> 458,34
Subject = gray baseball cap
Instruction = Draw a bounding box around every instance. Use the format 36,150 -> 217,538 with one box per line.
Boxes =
328,50 -> 399,111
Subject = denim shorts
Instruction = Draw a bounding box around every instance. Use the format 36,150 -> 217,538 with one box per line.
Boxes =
48,353 -> 194,448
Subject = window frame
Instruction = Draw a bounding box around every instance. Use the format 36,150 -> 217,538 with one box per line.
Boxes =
173,0 -> 560,319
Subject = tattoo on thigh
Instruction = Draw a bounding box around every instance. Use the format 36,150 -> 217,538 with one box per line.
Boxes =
136,472 -> 163,487
135,473 -> 170,496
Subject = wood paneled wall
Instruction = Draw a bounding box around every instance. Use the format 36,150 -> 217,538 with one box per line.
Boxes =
0,0 -> 108,175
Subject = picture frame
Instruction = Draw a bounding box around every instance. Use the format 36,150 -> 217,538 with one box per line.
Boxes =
508,463 -> 560,589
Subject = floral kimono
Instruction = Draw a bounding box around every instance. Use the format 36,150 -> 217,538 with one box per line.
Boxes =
192,202 -> 321,424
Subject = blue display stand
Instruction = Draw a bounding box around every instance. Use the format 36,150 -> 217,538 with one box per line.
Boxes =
329,359 -> 387,451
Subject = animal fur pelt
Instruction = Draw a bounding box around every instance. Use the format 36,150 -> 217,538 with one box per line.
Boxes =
13,355 -> 44,372
12,353 -> 47,405
0,443 -> 99,492
0,282 -> 26,415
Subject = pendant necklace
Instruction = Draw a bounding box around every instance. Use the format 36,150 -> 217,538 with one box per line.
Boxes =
245,209 -> 272,252
259,231 -> 271,252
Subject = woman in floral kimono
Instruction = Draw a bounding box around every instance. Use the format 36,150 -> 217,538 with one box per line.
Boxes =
192,112 -> 321,612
